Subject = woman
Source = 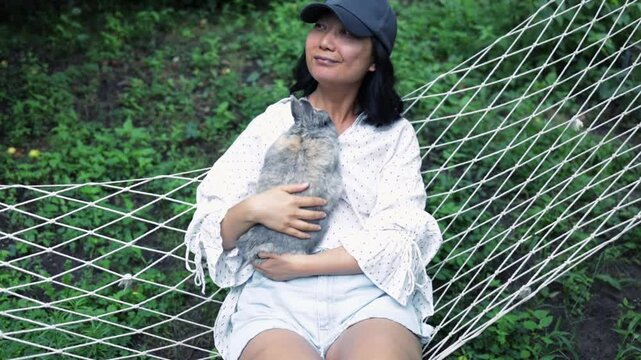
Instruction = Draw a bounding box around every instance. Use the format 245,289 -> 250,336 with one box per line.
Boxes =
184,0 -> 443,359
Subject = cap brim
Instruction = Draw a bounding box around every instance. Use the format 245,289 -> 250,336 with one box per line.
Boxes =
300,4 -> 372,38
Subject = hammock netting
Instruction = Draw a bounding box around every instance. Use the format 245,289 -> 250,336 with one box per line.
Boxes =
1,0 -> 640,358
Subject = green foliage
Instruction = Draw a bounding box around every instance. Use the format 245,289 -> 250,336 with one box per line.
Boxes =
454,308 -> 575,359
562,269 -> 594,317
1,0 -> 640,358
1,53 -> 78,143
614,298 -> 641,360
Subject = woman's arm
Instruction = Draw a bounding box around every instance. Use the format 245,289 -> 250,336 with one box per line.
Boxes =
337,121 -> 443,306
220,183 -> 328,251
253,246 -> 362,281
303,246 -> 362,276
185,98 -> 309,290
220,197 -> 257,251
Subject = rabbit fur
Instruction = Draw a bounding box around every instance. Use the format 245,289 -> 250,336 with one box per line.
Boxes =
235,96 -> 343,264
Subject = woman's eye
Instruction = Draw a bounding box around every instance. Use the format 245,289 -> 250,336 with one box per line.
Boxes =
339,29 -> 353,38
314,23 -> 326,31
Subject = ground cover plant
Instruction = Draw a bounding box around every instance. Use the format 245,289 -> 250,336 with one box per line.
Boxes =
1,0 -> 640,358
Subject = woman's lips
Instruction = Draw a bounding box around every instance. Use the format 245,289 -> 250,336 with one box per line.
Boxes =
314,56 -> 339,65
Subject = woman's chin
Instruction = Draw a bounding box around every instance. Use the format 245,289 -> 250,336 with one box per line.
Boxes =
311,73 -> 359,89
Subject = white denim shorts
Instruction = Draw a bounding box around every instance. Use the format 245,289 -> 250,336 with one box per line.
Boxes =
227,266 -> 428,360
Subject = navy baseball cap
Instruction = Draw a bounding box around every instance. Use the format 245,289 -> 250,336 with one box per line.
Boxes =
300,0 -> 398,55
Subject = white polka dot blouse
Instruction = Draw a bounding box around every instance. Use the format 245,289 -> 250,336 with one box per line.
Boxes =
184,96 -> 443,358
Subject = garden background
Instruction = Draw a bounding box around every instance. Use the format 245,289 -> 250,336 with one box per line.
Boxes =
1,0 -> 640,359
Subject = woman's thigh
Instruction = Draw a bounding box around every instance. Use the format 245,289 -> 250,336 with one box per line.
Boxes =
239,328 -> 322,360
325,318 -> 423,360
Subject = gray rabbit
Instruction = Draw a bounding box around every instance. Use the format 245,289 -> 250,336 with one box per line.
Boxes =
236,96 -> 343,264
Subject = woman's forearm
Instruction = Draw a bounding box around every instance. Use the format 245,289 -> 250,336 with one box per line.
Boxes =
220,197 -> 257,251
303,246 -> 363,276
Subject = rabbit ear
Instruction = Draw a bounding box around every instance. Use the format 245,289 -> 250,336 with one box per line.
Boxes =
291,97 -> 316,123
291,97 -> 304,124
299,97 -> 314,115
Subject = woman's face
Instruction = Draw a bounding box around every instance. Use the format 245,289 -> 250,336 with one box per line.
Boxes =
305,13 -> 375,89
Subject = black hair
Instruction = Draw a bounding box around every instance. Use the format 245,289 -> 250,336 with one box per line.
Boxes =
289,38 -> 404,127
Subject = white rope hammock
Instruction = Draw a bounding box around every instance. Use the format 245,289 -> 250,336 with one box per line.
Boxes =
1,0 -> 640,358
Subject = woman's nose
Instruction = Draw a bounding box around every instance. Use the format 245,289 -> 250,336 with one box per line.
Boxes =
319,32 -> 336,50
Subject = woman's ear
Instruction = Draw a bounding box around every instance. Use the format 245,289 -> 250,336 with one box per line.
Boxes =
369,63 -> 376,72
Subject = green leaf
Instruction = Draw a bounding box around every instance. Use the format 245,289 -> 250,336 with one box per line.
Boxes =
595,274 -> 622,290
523,320 -> 538,330
539,315 -> 553,328
520,349 -> 531,358
533,309 -> 548,320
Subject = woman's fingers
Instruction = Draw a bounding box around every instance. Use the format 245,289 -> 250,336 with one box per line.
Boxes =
251,184 -> 328,237
295,208 -> 327,221
280,183 -> 309,193
279,184 -> 328,208
290,219 -> 321,232
285,227 -> 313,239
295,195 -> 327,208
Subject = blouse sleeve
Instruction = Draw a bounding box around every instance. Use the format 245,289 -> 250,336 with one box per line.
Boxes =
183,108 -> 273,293
339,121 -> 443,306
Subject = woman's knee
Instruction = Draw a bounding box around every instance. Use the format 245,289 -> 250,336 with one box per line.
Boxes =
326,318 -> 422,360
239,328 -> 321,360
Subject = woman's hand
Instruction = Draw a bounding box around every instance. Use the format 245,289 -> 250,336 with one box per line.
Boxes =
252,247 -> 363,281
249,183 -> 328,239
253,252 -> 312,281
